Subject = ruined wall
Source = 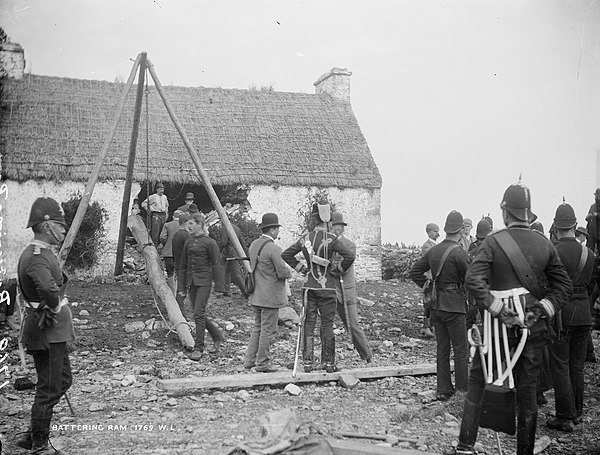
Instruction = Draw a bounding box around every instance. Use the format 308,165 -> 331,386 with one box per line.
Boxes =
247,185 -> 382,281
6,180 -> 141,280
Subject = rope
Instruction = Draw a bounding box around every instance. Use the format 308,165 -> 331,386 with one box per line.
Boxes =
145,70 -> 151,245
148,283 -> 194,337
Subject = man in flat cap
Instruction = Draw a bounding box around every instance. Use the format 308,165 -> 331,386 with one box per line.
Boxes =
140,182 -> 169,247
243,213 -> 292,372
420,223 -> 441,338
282,203 -> 355,373
446,182 -> 572,455
17,197 -> 74,454
458,218 -> 475,252
410,210 -> 470,401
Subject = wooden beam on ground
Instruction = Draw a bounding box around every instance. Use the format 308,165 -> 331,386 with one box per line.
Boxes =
157,363 -> 437,392
145,59 -> 252,274
115,52 -> 147,276
58,53 -> 143,268
328,439 -> 436,455
128,214 -> 194,349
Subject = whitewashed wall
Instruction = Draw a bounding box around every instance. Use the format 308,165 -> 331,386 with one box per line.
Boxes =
247,185 -> 382,281
7,181 -> 381,281
6,180 -> 141,280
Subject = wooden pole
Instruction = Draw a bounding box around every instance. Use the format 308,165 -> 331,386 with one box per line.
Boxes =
58,53 -> 143,268
128,214 -> 194,349
145,59 -> 251,273
115,52 -> 148,276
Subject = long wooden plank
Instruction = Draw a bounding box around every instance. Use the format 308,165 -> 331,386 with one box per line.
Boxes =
157,363 -> 437,391
328,438 -> 436,455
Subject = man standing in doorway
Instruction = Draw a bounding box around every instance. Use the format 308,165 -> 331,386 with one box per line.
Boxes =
140,182 -> 169,246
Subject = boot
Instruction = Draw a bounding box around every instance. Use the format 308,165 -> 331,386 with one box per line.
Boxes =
516,411 -> 537,455
322,336 -> 337,373
456,398 -> 481,452
303,336 -> 314,372
17,425 -> 32,449
31,419 -> 62,454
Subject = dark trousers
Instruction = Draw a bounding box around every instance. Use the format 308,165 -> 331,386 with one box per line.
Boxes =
244,306 -> 279,369
164,257 -> 174,277
304,290 -> 337,364
149,213 -> 165,246
334,300 -> 372,361
458,332 -> 546,455
30,342 -> 72,421
548,325 -> 591,420
189,284 -> 224,351
429,309 -> 469,394
214,254 -> 245,294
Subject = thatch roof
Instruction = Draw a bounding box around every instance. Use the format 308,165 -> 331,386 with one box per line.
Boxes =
0,74 -> 382,188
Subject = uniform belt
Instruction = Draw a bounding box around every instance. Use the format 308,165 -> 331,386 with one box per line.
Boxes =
151,212 -> 166,216
437,283 -> 460,291
490,287 -> 529,299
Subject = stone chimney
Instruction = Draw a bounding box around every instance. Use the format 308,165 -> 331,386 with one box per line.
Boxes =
0,42 -> 25,80
313,67 -> 352,103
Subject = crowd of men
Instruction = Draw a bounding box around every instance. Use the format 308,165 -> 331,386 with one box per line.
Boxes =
17,179 -> 600,455
410,182 -> 599,455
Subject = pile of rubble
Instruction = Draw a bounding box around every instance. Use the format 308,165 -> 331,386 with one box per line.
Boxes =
381,246 -> 420,280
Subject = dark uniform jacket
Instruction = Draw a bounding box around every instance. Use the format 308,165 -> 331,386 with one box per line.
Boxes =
466,224 -> 572,333
282,226 -> 355,291
177,234 -> 219,291
410,239 -> 469,313
555,237 -> 597,327
586,202 -> 600,253
172,229 -> 189,272
18,240 -> 75,350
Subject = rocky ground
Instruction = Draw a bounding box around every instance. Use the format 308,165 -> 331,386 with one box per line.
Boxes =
1,278 -> 600,455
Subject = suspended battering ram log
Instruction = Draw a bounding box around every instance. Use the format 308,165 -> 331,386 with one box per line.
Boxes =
128,214 -> 194,349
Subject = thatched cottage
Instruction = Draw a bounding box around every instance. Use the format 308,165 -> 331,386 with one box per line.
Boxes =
1,43 -> 382,281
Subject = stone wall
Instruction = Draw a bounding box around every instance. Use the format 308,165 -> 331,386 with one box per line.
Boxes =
7,181 -> 381,281
246,185 -> 382,281
6,180 -> 141,279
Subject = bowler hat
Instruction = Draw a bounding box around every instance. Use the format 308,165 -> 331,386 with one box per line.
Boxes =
188,204 -> 199,213
259,213 -> 282,230
500,183 -> 537,223
576,226 -> 589,238
444,210 -> 464,234
330,212 -> 347,226
27,197 -> 66,228
554,203 -> 577,229
475,219 -> 492,240
155,182 -> 165,190
185,192 -> 194,200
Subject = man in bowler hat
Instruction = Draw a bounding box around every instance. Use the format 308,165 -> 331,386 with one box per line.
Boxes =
243,213 -> 292,372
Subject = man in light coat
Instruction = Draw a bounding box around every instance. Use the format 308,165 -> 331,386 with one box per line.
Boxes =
243,213 -> 292,372
328,212 -> 373,365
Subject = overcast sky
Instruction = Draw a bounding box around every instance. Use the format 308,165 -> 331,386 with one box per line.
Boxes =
2,0 -> 600,244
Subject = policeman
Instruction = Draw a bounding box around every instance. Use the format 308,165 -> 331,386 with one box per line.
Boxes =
410,210 -> 470,401
282,203 -> 355,373
18,197 -> 74,454
447,182 -> 572,455
547,202 -> 597,432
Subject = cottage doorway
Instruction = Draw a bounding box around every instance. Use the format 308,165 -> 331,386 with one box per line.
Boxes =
135,182 -> 249,221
